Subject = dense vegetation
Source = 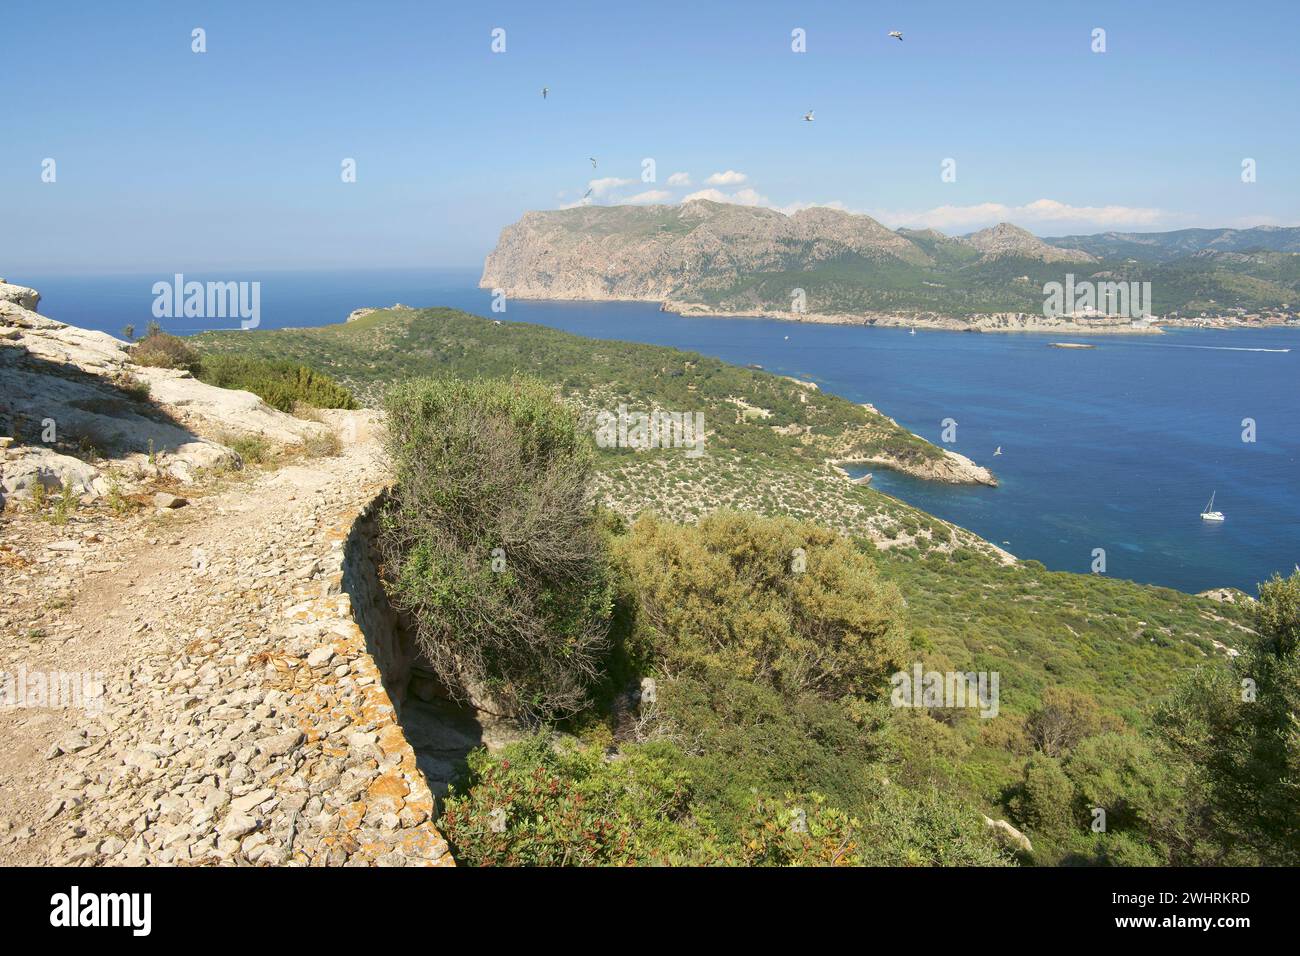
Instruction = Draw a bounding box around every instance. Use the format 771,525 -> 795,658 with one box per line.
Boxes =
128,327 -> 356,411
194,353 -> 356,411
198,308 -> 1286,866
378,377 -> 614,723
695,248 -> 1300,318
130,329 -> 200,372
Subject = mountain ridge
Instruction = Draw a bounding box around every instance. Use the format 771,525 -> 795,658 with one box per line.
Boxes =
481,202 -> 1300,324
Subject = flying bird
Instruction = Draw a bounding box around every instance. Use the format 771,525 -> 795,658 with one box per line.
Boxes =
994,446 -> 1003,456
589,157 -> 597,168
889,31 -> 903,41
803,110 -> 815,122
541,86 -> 548,99
582,187 -> 593,200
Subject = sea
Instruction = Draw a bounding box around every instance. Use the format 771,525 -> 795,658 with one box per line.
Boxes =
20,267 -> 1299,596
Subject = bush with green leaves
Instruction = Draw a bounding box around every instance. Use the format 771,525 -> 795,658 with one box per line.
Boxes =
194,353 -> 355,411
1155,569 -> 1300,864
130,331 -> 200,371
379,376 -> 615,723
1024,686 -> 1110,757
615,511 -> 907,701
1062,732 -> 1191,862
440,734 -> 1009,867
1011,753 -> 1077,840
439,736 -> 719,866
737,789 -> 1010,867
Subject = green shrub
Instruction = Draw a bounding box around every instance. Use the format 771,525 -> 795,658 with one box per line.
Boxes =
131,331 -> 200,371
653,671 -> 893,837
1155,569 -> 1300,865
1011,753 -> 1076,839
737,788 -> 1010,867
614,511 -> 906,701
379,376 -> 615,723
1025,686 -> 1109,757
439,736 -> 717,866
440,735 -> 1009,867
217,431 -> 273,465
1063,733 -> 1190,861
195,354 -> 355,411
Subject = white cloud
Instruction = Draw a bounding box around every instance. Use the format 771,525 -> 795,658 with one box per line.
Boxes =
774,200 -> 853,216
666,172 -> 692,186
682,188 -> 730,203
682,187 -> 770,207
587,176 -> 635,197
624,189 -> 672,204
869,199 -> 1166,232
730,187 -> 770,206
705,169 -> 748,186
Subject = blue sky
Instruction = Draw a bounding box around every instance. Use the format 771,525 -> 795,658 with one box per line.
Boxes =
3,0 -> 1297,273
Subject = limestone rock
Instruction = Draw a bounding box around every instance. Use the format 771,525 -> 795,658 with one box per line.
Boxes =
983,815 -> 1032,853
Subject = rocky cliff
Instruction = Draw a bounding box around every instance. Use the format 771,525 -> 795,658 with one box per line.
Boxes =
480,201 -> 1097,317
0,279 -> 329,506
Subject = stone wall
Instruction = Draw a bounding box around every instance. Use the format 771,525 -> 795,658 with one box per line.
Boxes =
325,488 -> 454,866
340,490 -> 421,714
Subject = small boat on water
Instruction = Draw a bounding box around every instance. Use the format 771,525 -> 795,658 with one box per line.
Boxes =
1200,491 -> 1225,522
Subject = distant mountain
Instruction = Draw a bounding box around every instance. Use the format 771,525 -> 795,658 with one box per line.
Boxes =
964,223 -> 1097,264
1042,226 -> 1300,263
482,202 -> 1300,319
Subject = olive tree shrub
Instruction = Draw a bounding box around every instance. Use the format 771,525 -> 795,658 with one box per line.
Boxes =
614,511 -> 907,701
379,376 -> 614,723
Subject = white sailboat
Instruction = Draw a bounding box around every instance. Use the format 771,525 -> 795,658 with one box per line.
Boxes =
1200,491 -> 1225,522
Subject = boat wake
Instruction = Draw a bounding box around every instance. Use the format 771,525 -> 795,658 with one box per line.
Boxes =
1160,344 -> 1291,353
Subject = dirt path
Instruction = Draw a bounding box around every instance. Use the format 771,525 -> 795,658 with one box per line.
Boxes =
0,414 -> 455,865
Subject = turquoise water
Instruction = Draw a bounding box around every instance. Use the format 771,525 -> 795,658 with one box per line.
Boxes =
24,268 -> 1300,594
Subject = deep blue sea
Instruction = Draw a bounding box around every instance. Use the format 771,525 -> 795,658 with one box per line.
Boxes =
22,268 -> 1300,595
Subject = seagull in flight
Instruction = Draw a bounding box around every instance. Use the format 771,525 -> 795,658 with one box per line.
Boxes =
889,31 -> 903,41
541,86 -> 549,99
589,157 -> 597,168
582,187 -> 593,200
994,446 -> 1003,456
803,110 -> 815,122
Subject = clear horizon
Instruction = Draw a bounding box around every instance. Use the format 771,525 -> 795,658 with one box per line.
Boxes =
4,0 -> 1298,274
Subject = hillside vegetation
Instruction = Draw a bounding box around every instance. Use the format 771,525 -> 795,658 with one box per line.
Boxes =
195,308 -> 1288,866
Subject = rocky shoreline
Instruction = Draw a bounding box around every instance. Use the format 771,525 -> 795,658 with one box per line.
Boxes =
661,299 -> 1166,335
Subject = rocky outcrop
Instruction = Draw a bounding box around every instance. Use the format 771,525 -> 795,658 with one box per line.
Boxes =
878,448 -> 997,486
0,282 -> 330,505
983,816 -> 1032,854
481,202 -> 1096,311
1198,587 -> 1255,605
481,200 -> 933,302
347,304 -> 414,323
0,279 -> 41,312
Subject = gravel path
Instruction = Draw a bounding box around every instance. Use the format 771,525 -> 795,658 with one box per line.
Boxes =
0,415 -> 453,865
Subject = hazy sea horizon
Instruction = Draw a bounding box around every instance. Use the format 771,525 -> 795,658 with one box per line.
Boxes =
21,267 -> 1299,596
